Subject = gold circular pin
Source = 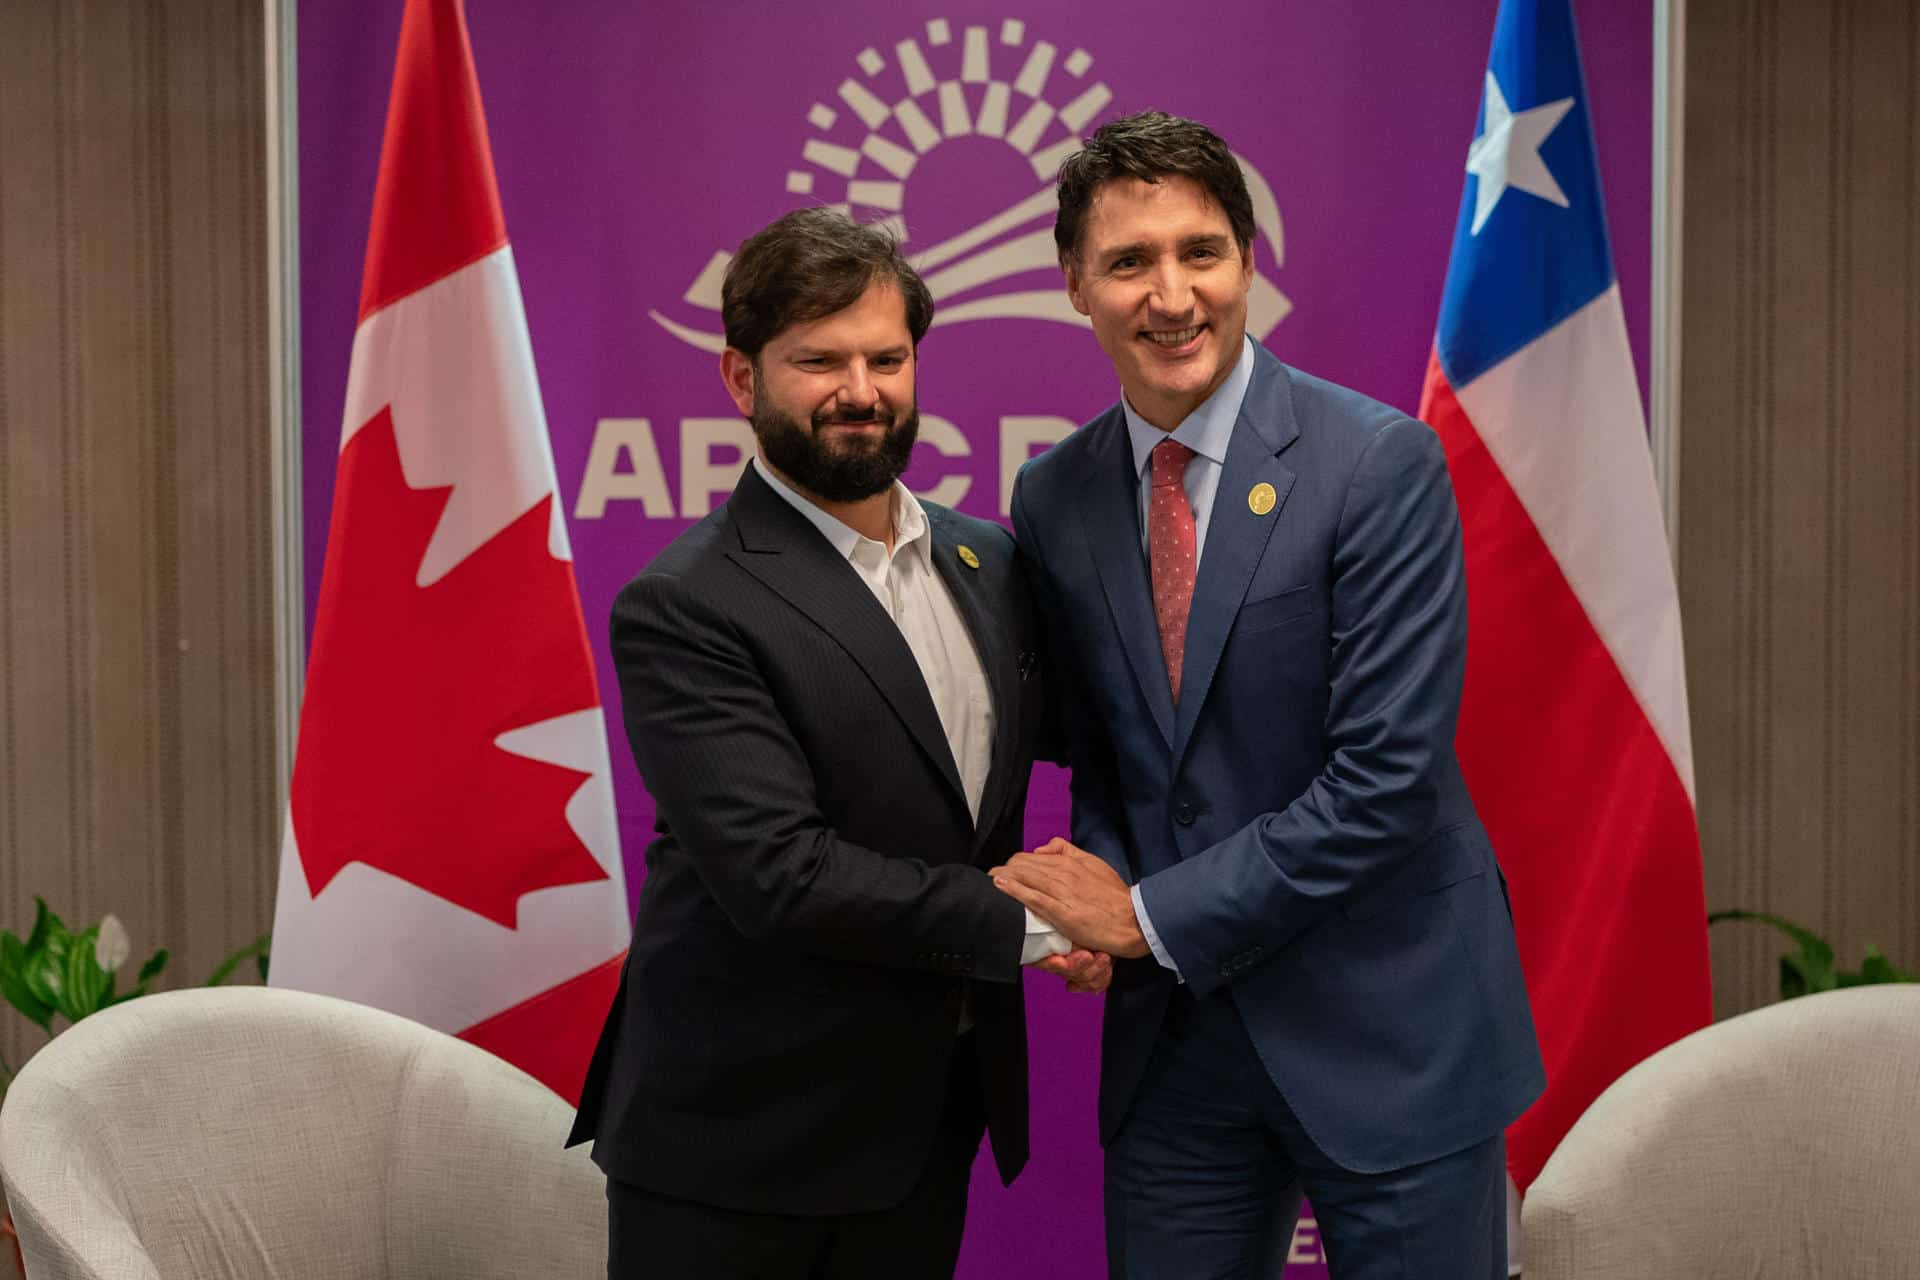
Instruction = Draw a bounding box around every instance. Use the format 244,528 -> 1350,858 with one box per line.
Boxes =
957,545 -> 981,569
1248,482 -> 1277,516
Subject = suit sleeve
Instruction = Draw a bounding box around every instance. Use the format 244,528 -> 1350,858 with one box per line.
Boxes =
1011,464 -> 1131,880
613,571 -> 1025,982
1136,419 -> 1467,996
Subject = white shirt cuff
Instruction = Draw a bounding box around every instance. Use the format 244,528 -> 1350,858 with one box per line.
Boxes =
1132,883 -> 1183,981
1020,907 -> 1072,965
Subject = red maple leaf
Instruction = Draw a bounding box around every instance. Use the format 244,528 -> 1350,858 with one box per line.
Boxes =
291,406 -> 609,928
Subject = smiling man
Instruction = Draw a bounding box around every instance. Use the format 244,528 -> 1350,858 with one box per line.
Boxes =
996,112 -> 1544,1278
569,208 -> 1101,1280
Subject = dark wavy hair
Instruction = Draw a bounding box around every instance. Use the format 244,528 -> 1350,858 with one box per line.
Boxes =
720,208 -> 935,357
1053,111 -> 1256,267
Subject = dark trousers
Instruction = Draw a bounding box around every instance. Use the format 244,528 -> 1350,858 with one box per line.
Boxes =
1105,988 -> 1506,1280
607,1036 -> 986,1280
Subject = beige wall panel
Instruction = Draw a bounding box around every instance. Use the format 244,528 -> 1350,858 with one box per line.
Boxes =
162,0 -> 275,985
0,0 -> 271,1082
1684,0 -> 1773,1016
1755,0 -> 1837,946
1907,0 -> 1920,982
72,0 -> 171,997
1684,0 -> 1920,1019
2,6 -> 95,1056
2,8 -> 84,926
1830,0 -> 1917,981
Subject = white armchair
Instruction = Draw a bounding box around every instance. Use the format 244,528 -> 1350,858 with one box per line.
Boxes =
0,985 -> 606,1279
1523,984 -> 1920,1278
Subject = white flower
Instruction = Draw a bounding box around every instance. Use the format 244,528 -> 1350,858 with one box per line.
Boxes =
94,915 -> 130,973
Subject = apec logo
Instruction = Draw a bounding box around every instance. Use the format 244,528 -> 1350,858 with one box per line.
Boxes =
649,16 -> 1291,351
577,17 -> 1291,523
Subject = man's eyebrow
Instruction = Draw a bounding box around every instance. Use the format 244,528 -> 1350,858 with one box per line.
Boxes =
1096,240 -> 1151,263
785,342 -> 911,359
1095,233 -> 1229,263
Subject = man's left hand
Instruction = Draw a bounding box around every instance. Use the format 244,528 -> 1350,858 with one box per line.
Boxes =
993,838 -> 1150,960
1035,948 -> 1114,993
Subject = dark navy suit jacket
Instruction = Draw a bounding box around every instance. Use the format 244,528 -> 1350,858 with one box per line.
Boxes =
1011,343 -> 1544,1174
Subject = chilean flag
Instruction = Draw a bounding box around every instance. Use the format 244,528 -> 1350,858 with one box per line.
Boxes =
1418,0 -> 1711,1192
271,0 -> 628,1103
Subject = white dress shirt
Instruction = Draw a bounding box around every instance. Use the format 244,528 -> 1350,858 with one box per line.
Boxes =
1116,336 -> 1259,978
752,457 -> 1069,966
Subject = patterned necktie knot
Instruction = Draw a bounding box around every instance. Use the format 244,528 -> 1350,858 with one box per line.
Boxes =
1150,437 -> 1196,489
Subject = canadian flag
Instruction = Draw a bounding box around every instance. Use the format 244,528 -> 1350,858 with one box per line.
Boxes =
270,0 -> 628,1104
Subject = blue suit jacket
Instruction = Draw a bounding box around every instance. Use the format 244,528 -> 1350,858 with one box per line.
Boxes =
1011,344 -> 1544,1174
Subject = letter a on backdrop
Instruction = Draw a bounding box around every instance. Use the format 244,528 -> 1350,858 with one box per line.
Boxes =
271,0 -> 628,1103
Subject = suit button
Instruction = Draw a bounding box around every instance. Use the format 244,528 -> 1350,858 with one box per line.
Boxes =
1174,804 -> 1196,826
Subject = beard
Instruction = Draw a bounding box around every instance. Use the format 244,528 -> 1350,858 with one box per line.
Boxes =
750,390 -> 919,504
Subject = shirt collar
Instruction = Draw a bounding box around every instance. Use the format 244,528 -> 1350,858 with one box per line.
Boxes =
1123,334 -> 1257,480
751,454 -> 931,566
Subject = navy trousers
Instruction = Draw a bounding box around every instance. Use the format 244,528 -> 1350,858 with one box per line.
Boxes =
1105,988 -> 1506,1280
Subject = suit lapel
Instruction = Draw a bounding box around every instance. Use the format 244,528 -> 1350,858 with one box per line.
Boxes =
1078,408 -> 1177,750
926,513 -> 1018,851
1173,351 -> 1299,769
723,466 -> 969,814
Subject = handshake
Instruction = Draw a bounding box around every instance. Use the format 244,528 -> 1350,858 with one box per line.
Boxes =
991,837 -> 1152,995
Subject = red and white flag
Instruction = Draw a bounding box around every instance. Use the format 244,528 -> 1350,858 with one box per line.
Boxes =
1419,0 -> 1711,1192
271,0 -> 627,1104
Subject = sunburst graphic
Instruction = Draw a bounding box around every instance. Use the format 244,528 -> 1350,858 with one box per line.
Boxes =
651,17 -> 1290,353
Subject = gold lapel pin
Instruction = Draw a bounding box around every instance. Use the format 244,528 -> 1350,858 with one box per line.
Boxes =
1248,482 -> 1278,516
956,545 -> 981,569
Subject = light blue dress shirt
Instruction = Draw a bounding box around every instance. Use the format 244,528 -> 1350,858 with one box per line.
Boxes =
1117,336 -> 1258,978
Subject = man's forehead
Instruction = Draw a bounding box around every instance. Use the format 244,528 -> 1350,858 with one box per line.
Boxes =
773,280 -> 909,347
1083,176 -> 1232,244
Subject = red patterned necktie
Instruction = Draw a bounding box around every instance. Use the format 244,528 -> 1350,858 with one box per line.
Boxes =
1147,437 -> 1198,703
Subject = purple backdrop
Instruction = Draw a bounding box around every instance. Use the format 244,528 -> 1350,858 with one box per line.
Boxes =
299,3 -> 1651,1272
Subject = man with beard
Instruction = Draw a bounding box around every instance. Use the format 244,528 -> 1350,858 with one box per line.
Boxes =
569,208 -> 1103,1280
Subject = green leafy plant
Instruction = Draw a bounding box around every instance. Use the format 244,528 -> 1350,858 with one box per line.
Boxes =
1709,909 -> 1914,1001
0,898 -> 269,1100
